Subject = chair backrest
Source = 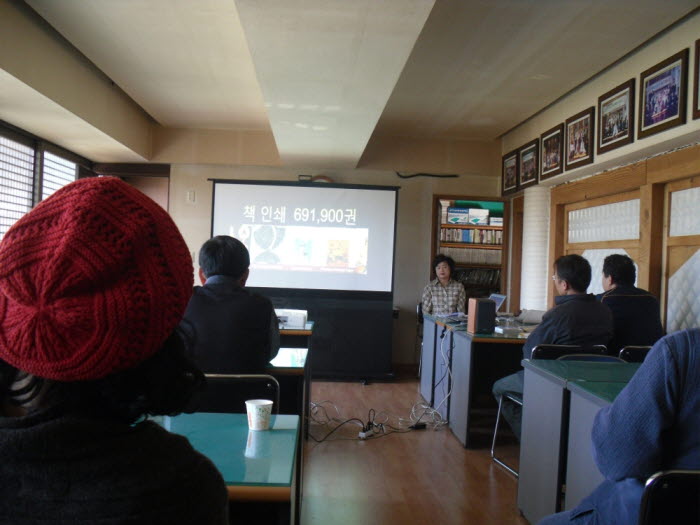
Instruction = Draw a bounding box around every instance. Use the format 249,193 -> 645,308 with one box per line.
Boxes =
417,302 -> 424,324
556,354 -> 626,363
619,345 -> 652,363
188,374 -> 280,414
530,344 -> 607,360
638,470 -> 700,525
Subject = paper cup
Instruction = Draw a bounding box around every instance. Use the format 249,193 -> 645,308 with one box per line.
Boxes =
245,399 -> 273,431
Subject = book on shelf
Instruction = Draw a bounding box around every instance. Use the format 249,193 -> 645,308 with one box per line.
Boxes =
446,207 -> 471,224
467,208 -> 489,225
439,228 -> 503,245
439,200 -> 452,223
441,246 -> 502,265
454,267 -> 501,289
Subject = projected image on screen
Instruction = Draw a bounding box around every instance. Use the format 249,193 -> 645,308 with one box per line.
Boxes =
212,182 -> 396,292
235,224 -> 368,274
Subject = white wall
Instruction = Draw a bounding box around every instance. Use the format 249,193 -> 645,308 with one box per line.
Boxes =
169,164 -> 500,365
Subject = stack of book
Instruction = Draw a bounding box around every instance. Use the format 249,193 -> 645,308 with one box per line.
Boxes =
441,247 -> 502,265
440,228 -> 503,244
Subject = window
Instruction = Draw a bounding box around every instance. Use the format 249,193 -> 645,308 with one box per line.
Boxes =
0,123 -> 87,240
0,135 -> 34,240
42,151 -> 77,200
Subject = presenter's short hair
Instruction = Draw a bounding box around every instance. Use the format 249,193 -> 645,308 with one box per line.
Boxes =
602,254 -> 636,286
432,254 -> 456,274
554,254 -> 591,293
199,235 -> 250,279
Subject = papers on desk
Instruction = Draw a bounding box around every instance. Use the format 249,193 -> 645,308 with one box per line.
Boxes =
435,312 -> 467,324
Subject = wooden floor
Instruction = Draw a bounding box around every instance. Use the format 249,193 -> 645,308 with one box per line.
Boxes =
301,379 -> 528,525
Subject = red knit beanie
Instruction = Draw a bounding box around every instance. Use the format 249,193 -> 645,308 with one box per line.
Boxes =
0,177 -> 193,381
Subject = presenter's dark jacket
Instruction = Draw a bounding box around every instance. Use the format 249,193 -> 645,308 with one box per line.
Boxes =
183,275 -> 280,373
522,293 -> 613,360
0,405 -> 228,524
597,285 -> 664,354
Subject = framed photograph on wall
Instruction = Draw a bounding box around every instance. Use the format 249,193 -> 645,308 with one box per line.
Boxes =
598,79 -> 635,154
565,107 -> 595,170
638,48 -> 688,139
518,139 -> 539,189
693,39 -> 700,120
540,123 -> 564,180
502,149 -> 518,196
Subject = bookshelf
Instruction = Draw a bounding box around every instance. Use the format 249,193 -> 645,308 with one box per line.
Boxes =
430,195 -> 508,298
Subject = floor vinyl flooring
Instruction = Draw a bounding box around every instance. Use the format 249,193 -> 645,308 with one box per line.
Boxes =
301,379 -> 528,525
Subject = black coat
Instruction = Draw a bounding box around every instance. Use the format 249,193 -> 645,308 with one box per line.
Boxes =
522,293 -> 614,359
597,285 -> 664,353
0,406 -> 227,524
183,275 -> 279,373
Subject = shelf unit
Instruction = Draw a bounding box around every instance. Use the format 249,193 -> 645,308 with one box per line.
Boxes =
430,195 -> 508,299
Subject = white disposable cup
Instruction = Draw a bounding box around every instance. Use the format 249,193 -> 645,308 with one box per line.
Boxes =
245,399 -> 273,431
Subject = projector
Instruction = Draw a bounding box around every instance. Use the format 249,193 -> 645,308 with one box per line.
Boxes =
275,309 -> 308,329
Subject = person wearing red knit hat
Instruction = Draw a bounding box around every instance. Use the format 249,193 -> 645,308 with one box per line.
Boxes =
0,177 -> 227,524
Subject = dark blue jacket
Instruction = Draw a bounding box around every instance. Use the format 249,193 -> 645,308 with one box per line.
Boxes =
597,285 -> 664,354
523,293 -> 613,360
564,329 -> 700,525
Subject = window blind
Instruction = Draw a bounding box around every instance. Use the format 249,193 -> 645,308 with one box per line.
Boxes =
0,135 -> 34,240
42,151 -> 76,200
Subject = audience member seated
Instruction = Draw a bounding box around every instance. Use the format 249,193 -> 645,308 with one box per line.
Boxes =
598,254 -> 664,354
538,328 -> 700,525
421,254 -> 466,315
492,254 -> 613,439
184,235 -> 279,373
0,178 -> 228,524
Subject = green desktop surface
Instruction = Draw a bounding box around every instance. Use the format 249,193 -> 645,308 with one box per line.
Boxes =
523,359 -> 641,383
568,379 -> 629,405
163,413 -> 299,487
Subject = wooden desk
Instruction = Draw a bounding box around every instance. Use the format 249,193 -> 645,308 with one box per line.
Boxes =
420,314 -> 525,447
279,322 -> 314,348
268,347 -> 309,525
565,380 -> 627,510
449,329 -> 524,447
518,361 -> 640,524
164,413 -> 299,524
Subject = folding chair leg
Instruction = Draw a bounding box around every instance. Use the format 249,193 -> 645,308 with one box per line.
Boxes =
491,394 -> 519,477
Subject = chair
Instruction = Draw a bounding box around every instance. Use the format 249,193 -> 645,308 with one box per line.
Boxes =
416,303 -> 424,378
188,374 -> 280,414
530,344 -> 607,360
619,345 -> 652,363
491,390 -> 523,477
638,470 -> 700,525
557,354 -> 626,363
491,344 -> 609,476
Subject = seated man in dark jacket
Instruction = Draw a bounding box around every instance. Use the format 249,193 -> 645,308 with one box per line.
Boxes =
492,254 -> 613,439
184,235 -> 279,373
597,254 -> 664,354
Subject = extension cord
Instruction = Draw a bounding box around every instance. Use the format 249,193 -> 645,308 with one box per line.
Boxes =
358,430 -> 374,439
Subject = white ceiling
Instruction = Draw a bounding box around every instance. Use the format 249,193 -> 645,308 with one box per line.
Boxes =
10,0 -> 700,168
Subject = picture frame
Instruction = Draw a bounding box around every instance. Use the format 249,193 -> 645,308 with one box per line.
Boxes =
597,79 -> 635,155
693,39 -> 700,120
518,139 -> 539,189
540,123 -> 564,180
638,48 -> 688,139
502,149 -> 518,196
565,107 -> 595,170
